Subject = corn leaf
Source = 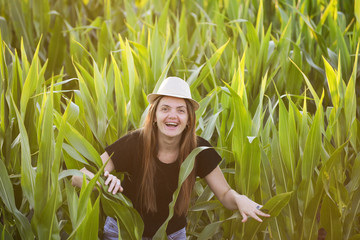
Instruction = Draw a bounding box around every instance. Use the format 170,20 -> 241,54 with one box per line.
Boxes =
152,147 -> 210,240
243,191 -> 293,239
11,97 -> 36,208
0,159 -> 33,239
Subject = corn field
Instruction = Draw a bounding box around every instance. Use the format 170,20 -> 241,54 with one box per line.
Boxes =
0,0 -> 359,239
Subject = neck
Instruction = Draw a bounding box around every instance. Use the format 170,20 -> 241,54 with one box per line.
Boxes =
157,132 -> 182,153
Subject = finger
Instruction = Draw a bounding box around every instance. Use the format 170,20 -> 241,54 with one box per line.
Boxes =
104,174 -> 113,185
118,181 -> 123,192
257,210 -> 270,217
104,170 -> 109,177
108,178 -> 117,193
113,179 -> 122,194
240,212 -> 248,223
250,213 -> 263,222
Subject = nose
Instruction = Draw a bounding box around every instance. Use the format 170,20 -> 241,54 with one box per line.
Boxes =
167,109 -> 177,118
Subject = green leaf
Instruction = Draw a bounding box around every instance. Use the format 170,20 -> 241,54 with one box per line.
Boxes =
78,196 -> 100,240
278,97 -> 295,182
92,60 -> 107,145
189,40 -> 229,90
34,87 -> 54,212
62,121 -> 102,167
111,54 -> 127,136
0,159 -> 34,239
289,58 -> 320,106
152,147 -> 210,240
97,21 -> 114,66
240,137 -> 261,196
101,192 -> 144,240
319,195 -> 342,240
7,0 -> 34,53
323,57 -> 340,109
343,181 -> 360,239
66,162 -> 107,239
301,93 -> 324,207
345,42 -> 359,151
189,200 -> 222,212
356,0 -> 360,28
20,38 -> 41,117
32,0 -> 50,35
47,15 -> 65,75
243,192 -> 293,239
11,97 -> 36,208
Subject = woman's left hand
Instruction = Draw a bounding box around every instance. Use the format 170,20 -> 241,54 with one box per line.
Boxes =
235,194 -> 270,222
204,166 -> 270,223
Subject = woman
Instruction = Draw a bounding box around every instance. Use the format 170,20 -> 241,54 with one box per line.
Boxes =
72,77 -> 270,239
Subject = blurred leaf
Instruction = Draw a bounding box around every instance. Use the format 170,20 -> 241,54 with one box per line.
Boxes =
356,0 -> 360,28
189,40 -> 229,90
47,15 -> 65,76
344,181 -> 360,239
345,42 -> 359,151
319,195 -> 342,240
7,0 -> 34,53
189,200 -> 222,212
0,159 -> 33,239
97,21 -> 114,66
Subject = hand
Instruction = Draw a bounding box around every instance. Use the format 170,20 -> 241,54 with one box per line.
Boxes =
104,171 -> 123,194
235,195 -> 270,222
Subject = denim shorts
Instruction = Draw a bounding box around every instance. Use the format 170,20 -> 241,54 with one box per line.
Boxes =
103,216 -> 186,240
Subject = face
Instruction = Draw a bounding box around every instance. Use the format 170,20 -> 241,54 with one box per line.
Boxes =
155,96 -> 189,140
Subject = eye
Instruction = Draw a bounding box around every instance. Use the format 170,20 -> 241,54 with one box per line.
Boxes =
160,106 -> 168,112
178,109 -> 186,113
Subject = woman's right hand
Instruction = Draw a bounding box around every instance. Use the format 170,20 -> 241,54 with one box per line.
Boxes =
104,171 -> 123,194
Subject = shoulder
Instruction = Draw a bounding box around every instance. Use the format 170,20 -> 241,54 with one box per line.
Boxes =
196,136 -> 213,147
194,136 -> 222,178
116,129 -> 142,143
105,129 -> 142,152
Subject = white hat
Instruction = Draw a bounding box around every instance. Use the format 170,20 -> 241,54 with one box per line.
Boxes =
147,77 -> 199,110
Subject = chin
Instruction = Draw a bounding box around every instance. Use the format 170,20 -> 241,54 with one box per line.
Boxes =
160,129 -> 186,139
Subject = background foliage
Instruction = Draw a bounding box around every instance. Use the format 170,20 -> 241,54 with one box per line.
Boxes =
0,0 -> 359,239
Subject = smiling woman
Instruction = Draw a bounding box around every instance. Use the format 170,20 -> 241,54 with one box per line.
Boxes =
71,77 -> 269,239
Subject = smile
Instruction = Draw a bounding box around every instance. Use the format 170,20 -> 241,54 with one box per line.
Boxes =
165,122 -> 179,127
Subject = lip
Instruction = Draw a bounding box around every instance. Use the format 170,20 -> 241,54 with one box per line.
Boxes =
165,122 -> 179,126
164,122 -> 179,130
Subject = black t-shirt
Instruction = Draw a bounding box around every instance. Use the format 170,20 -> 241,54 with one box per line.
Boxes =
105,130 -> 221,237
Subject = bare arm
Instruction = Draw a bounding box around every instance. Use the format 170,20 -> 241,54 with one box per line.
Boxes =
204,166 -> 270,222
71,152 -> 122,194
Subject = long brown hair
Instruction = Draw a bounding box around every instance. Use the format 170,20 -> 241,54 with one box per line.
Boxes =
139,96 -> 197,216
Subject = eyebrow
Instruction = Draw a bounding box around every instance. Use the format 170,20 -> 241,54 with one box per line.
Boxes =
160,104 -> 187,109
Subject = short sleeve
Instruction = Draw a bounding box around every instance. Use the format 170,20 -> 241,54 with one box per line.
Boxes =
105,130 -> 142,174
195,137 -> 222,178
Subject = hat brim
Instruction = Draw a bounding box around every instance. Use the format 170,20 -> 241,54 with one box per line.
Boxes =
147,93 -> 199,110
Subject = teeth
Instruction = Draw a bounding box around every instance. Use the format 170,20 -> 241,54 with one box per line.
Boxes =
166,123 -> 178,126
